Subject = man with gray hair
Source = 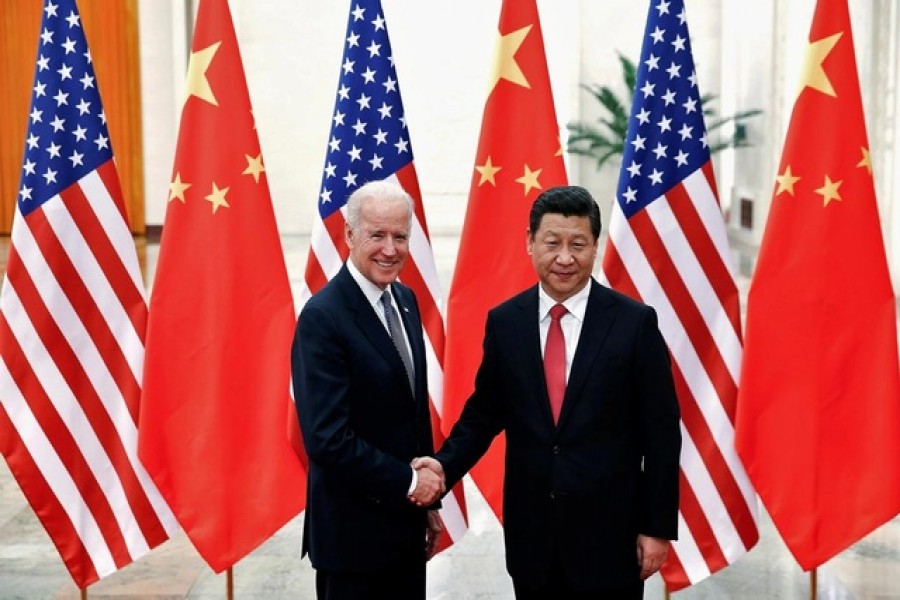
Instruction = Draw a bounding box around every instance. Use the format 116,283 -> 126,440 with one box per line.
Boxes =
292,180 -> 445,599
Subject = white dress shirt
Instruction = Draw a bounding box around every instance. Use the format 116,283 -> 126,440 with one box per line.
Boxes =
538,279 -> 591,383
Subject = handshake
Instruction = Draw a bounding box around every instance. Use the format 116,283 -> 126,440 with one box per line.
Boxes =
408,456 -> 445,506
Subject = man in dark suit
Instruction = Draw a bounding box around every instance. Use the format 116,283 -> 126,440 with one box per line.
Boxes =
417,185 -> 681,598
292,180 -> 445,600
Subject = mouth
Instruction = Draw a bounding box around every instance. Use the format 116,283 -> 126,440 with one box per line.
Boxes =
375,260 -> 398,269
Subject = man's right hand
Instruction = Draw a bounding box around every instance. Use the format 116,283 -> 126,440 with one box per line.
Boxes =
411,456 -> 445,479
409,457 -> 445,506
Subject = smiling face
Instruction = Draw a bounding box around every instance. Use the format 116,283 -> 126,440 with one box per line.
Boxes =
527,213 -> 598,303
346,194 -> 411,289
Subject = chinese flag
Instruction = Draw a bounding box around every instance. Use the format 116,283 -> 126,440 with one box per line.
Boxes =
443,0 -> 567,520
138,0 -> 306,571
735,0 -> 900,570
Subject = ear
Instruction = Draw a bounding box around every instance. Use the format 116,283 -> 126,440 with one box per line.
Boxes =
526,229 -> 534,255
345,222 -> 354,248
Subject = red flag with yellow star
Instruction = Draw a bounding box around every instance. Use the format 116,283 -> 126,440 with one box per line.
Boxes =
442,0 -> 567,520
735,0 -> 900,570
137,0 -> 305,571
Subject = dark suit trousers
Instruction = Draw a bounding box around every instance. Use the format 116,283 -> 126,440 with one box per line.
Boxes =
315,563 -> 425,600
511,548 -> 644,600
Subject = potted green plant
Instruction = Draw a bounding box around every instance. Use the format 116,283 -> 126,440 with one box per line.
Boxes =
567,53 -> 762,171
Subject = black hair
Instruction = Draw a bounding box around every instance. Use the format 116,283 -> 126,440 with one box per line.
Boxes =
528,185 -> 601,240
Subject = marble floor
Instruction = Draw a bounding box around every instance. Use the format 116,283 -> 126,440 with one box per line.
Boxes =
1,233 -> 899,599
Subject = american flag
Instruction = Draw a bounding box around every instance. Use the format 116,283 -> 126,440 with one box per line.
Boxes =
299,0 -> 467,545
600,0 -> 759,590
0,0 -> 176,588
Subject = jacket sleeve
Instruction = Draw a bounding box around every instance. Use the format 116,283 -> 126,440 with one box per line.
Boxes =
435,311 -> 506,488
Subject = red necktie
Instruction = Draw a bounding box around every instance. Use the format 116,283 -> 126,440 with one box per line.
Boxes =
544,304 -> 567,423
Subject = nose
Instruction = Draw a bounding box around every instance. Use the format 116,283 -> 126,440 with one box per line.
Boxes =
556,248 -> 574,264
382,236 -> 398,256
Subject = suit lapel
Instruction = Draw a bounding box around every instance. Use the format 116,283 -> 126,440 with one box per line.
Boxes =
336,266 -> 409,384
556,280 -> 616,429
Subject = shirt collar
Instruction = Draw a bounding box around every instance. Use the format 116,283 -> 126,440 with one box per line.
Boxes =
538,278 -> 592,323
347,259 -> 393,310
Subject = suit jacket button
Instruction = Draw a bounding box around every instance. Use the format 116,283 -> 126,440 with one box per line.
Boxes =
553,445 -> 560,455
550,492 -> 556,500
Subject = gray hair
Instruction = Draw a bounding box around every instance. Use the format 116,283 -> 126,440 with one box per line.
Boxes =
345,180 -> 414,231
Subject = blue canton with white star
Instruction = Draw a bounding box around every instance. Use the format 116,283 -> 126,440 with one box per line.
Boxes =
616,0 -> 710,219
18,0 -> 113,217
318,0 -> 413,220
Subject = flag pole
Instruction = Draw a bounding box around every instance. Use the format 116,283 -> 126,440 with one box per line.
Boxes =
809,568 -> 817,599
80,586 -> 87,600
226,567 -> 234,600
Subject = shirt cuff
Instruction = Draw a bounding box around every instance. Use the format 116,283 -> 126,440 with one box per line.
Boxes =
407,466 -> 417,496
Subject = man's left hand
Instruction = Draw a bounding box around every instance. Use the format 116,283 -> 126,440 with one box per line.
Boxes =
425,510 -> 444,560
636,534 -> 669,580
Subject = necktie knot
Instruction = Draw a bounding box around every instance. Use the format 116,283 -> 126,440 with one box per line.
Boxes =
550,303 -> 567,322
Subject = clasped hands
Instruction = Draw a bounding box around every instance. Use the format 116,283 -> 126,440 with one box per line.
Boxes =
408,456 -> 445,506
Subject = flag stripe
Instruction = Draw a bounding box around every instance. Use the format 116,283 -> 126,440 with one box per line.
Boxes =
94,161 -> 130,226
5,208 -> 174,532
2,256 -> 168,548
635,201 -> 740,388
17,207 -> 142,409
53,184 -> 145,391
0,278 -> 158,560
0,303 -> 134,568
672,365 -> 757,550
669,499 -> 711,583
678,417 -> 744,559
301,246 -> 330,303
0,360 -> 114,581
87,162 -> 147,299
612,213 -> 738,436
664,174 -> 741,338
675,469 -> 725,574
659,534 -> 693,590
6,217 -> 137,446
68,168 -> 147,340
302,213 -> 348,302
